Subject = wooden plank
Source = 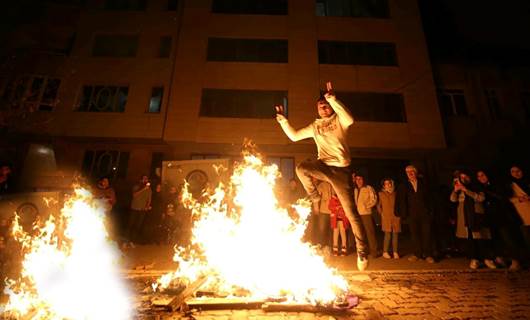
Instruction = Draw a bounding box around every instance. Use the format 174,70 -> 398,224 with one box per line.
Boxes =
167,276 -> 208,312
186,298 -> 265,310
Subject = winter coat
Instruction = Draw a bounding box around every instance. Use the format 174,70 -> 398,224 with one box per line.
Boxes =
377,191 -> 401,233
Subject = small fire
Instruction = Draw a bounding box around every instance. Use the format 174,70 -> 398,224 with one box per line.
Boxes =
2,188 -> 133,320
155,147 -> 348,304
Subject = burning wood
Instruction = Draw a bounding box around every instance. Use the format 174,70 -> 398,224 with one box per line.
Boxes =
152,144 -> 354,310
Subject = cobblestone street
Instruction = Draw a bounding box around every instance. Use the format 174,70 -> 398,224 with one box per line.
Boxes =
134,267 -> 530,319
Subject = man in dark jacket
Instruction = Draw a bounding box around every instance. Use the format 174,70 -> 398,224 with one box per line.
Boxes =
396,165 -> 435,263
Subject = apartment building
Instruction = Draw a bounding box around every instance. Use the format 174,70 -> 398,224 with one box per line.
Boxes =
1,0 -> 446,196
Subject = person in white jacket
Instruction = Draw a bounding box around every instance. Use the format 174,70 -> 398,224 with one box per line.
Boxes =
275,82 -> 369,271
354,173 -> 379,257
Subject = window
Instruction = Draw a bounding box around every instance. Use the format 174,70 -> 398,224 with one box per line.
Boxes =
167,0 -> 178,10
337,91 -> 406,122
485,89 -> 502,119
104,0 -> 146,10
77,85 -> 129,112
158,36 -> 172,58
92,35 -> 139,57
200,89 -> 288,119
207,38 -> 288,63
1,75 -> 61,111
82,150 -> 129,180
522,91 -> 530,120
318,41 -> 397,66
316,0 -> 389,18
148,87 -> 164,113
438,89 -> 468,117
212,0 -> 288,15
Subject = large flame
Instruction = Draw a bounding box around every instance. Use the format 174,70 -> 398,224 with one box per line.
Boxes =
155,148 -> 348,304
2,188 -> 133,320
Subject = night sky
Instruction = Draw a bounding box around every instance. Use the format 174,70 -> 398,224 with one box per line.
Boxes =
419,0 -> 530,64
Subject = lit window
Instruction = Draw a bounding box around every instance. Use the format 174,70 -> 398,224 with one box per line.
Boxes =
148,87 -> 164,113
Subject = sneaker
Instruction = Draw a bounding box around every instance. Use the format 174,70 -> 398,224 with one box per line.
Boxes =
357,255 -> 368,271
425,256 -> 435,264
469,259 -> 480,270
509,260 -> 522,272
382,252 -> 392,259
341,247 -> 348,256
393,252 -> 400,259
484,259 -> 497,269
332,246 -> 339,256
408,255 -> 419,262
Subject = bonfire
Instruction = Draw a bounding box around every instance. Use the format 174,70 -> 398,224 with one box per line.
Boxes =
2,188 -> 133,320
154,145 -> 349,306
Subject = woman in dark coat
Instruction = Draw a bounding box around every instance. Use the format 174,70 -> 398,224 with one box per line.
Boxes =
476,170 -> 522,271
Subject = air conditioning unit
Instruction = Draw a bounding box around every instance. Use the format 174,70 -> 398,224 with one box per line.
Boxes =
0,191 -> 62,231
161,159 -> 230,196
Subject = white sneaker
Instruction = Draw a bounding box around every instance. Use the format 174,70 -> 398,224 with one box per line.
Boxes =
484,259 -> 497,269
382,252 -> 392,259
509,260 -> 521,272
469,259 -> 480,269
357,256 -> 368,271
393,252 -> 400,259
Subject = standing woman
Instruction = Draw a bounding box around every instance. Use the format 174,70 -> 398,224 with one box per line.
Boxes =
476,170 -> 522,271
377,179 -> 401,259
450,171 -> 496,269
509,165 -> 530,250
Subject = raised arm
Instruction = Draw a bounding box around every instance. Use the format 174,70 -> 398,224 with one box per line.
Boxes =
275,105 -> 313,141
324,82 -> 354,128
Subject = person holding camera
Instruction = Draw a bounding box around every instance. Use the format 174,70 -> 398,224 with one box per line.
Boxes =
450,170 -> 496,269
275,81 -> 369,271
126,174 -> 152,245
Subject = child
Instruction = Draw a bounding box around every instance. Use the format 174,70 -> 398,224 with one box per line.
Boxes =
377,179 -> 401,259
328,191 -> 350,256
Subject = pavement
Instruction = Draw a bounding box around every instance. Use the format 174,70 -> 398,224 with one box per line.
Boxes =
126,245 -> 530,320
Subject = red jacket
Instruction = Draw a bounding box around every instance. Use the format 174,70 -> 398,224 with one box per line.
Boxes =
328,195 -> 350,229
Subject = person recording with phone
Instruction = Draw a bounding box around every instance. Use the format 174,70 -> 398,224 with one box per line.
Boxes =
126,174 -> 152,245
274,81 -> 369,271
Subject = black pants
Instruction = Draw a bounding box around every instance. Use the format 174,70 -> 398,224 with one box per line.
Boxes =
466,227 -> 493,260
409,214 -> 433,258
492,225 -> 522,261
127,209 -> 147,243
312,213 -> 331,247
296,159 -> 368,257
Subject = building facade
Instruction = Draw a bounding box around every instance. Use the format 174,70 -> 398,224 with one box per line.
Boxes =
1,0 -> 447,204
